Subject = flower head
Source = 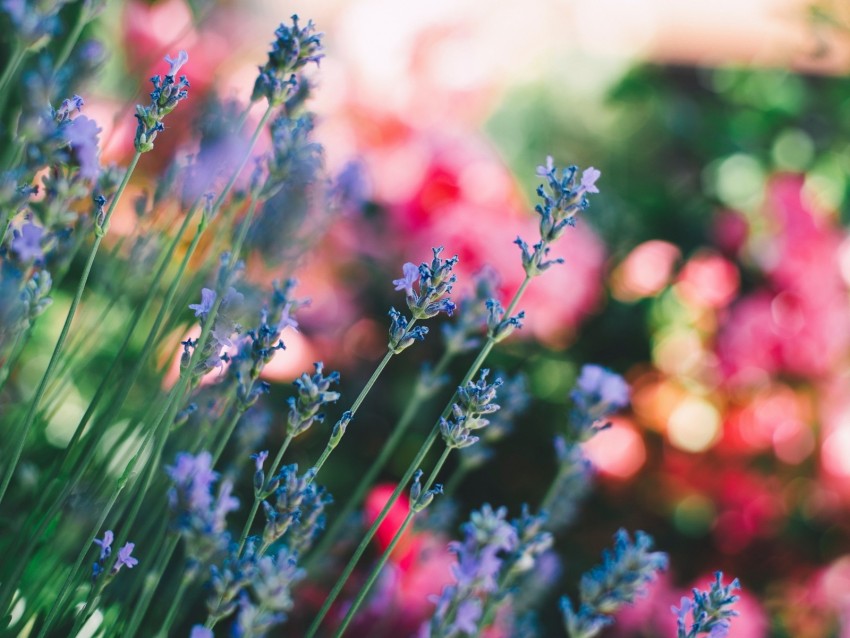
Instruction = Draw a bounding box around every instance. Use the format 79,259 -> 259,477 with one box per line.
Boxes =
114,542 -> 139,572
393,262 -> 419,297
164,50 -> 189,77
10,221 -> 45,263
93,530 -> 113,561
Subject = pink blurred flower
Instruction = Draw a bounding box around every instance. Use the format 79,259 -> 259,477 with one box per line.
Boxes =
675,250 -> 739,309
717,175 -> 850,384
611,240 -> 680,301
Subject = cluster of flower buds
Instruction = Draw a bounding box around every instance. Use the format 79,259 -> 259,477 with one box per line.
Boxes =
440,370 -> 503,449
567,364 -> 630,442
514,158 -> 601,278
485,298 -> 525,343
134,51 -> 190,153
286,362 -> 341,437
560,530 -> 667,638
166,451 -> 240,567
260,464 -> 331,552
207,540 -> 259,625
423,505 -> 519,637
251,15 -> 324,106
409,469 -> 443,514
674,572 -> 740,638
393,246 -> 458,321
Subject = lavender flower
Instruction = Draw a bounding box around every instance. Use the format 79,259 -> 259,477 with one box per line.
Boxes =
189,288 -> 217,319
251,547 -> 305,613
388,306 -> 429,354
485,298 -> 525,344
423,505 -> 519,637
114,543 -> 139,572
190,626 -> 213,638
252,15 -> 324,106
10,221 -> 44,262
261,464 -> 331,551
393,262 -> 419,297
515,158 -> 601,278
571,364 -> 630,420
91,530 -> 139,581
63,114 -> 101,181
409,469 -> 443,513
440,370 -> 503,449
404,246 -> 458,320
674,572 -> 740,638
166,452 -> 239,566
561,530 -> 668,638
92,530 -> 113,561
568,364 -> 630,442
286,362 -> 341,438
134,52 -> 190,152
164,49 -> 189,77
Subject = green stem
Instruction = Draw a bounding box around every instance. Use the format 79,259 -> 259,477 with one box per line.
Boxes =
306,275 -> 533,636
154,571 -> 193,638
333,510 -> 414,637
310,346 -> 398,480
35,463 -> 134,638
0,151 -> 142,507
122,535 -> 180,638
332,448 -> 452,638
0,44 -> 26,112
305,350 -> 454,571
52,5 -> 89,77
235,430 -> 294,556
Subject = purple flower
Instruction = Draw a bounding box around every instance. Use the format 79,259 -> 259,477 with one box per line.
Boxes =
277,302 -> 299,332
579,166 -> 601,194
164,50 -> 189,77
393,262 -> 419,296
573,364 -> 630,414
189,288 -> 216,319
452,599 -> 483,634
114,542 -> 138,572
11,221 -> 45,262
213,479 -> 240,522
190,627 -> 213,638
536,155 -> 555,177
64,115 -> 102,181
167,451 -> 218,511
251,450 -> 269,472
93,530 -> 113,560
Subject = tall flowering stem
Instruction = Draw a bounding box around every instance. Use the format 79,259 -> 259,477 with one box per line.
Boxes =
331,454 -> 449,638
308,247 -> 458,481
308,158 -> 599,635
0,149 -> 141,507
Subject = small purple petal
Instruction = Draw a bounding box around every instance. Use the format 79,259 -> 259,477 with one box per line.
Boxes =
580,166 -> 601,194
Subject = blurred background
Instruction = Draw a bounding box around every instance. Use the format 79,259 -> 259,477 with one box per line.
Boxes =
24,0 -> 850,635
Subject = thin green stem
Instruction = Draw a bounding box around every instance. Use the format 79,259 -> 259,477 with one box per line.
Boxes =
305,350 -> 454,571
306,275 -> 534,635
234,429 -> 295,559
0,151 -> 142,507
332,448 -> 451,638
52,5 -> 89,76
123,534 -> 180,638
35,463 -> 134,638
310,346 -> 398,480
154,572 -> 193,638
0,43 -> 26,112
